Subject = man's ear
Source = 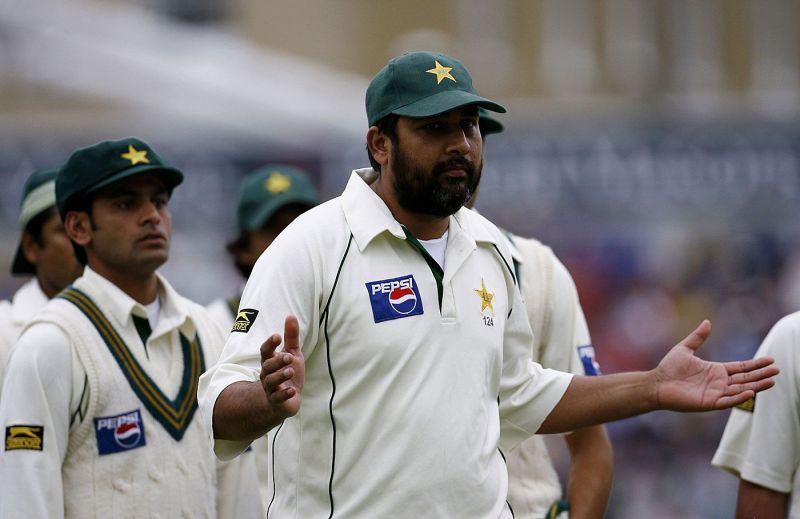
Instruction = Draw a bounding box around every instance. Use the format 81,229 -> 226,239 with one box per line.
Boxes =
64,212 -> 92,247
20,232 -> 41,265
367,126 -> 391,169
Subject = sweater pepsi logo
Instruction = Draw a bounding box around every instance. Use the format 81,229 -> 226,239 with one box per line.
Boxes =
95,409 -> 147,455
366,274 -> 424,323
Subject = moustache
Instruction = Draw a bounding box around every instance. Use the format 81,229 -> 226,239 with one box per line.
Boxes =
433,156 -> 476,177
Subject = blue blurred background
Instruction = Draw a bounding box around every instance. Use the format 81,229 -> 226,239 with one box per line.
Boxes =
2,1 -> 800,516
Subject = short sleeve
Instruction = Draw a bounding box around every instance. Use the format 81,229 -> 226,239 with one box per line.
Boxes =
198,216 -> 324,459
712,314 -> 800,493
498,282 -> 573,451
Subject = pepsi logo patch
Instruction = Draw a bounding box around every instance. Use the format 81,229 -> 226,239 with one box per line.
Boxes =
95,409 -> 146,455
365,274 -> 424,323
578,345 -> 601,376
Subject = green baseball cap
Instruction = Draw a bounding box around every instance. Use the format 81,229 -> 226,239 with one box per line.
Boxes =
366,51 -> 506,126
11,166 -> 60,275
56,137 -> 184,219
236,165 -> 320,231
479,107 -> 504,136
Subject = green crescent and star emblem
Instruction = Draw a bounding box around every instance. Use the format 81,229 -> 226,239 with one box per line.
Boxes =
265,172 -> 292,194
120,145 -> 150,166
475,278 -> 494,315
426,60 -> 456,84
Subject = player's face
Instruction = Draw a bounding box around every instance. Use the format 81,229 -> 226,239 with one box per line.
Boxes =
233,203 -> 311,277
391,106 -> 483,217
83,173 -> 172,278
24,210 -> 83,297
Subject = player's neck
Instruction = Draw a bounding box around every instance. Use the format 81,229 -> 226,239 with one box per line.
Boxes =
89,263 -> 160,305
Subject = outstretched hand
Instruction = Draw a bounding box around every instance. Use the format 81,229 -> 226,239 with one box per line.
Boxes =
259,315 -> 305,420
653,320 -> 779,411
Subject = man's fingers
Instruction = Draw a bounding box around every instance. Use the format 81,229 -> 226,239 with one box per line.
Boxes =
283,315 -> 301,355
724,376 -> 776,397
678,320 -> 711,352
714,390 -> 755,410
260,333 -> 283,362
725,356 -> 775,375
262,366 -> 295,393
261,352 -> 294,377
266,386 -> 297,404
727,364 -> 779,385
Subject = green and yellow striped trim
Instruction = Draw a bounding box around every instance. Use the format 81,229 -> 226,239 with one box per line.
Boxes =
59,287 -> 205,441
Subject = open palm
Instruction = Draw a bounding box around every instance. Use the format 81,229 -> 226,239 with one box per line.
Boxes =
653,321 -> 778,411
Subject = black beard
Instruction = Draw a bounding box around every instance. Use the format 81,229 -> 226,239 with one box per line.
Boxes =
391,146 -> 482,218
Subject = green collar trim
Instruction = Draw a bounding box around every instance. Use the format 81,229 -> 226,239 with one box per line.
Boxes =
402,227 -> 444,309
58,287 -> 204,441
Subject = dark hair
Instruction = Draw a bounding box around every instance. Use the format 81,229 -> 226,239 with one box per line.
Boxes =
366,114 -> 399,172
64,193 -> 95,266
23,206 -> 58,248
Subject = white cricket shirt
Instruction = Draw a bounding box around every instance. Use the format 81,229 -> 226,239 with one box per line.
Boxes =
0,278 -> 49,393
713,312 -> 800,517
199,169 -> 573,519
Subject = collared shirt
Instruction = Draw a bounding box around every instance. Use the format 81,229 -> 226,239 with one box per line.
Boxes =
199,169 -> 573,519
0,267 -> 223,518
713,312 -> 800,517
0,278 -> 50,393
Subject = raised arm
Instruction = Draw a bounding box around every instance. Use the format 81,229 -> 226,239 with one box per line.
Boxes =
539,321 -> 778,434
212,315 -> 305,442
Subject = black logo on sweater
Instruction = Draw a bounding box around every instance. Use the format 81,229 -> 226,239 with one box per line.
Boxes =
232,309 -> 259,333
5,425 -> 44,451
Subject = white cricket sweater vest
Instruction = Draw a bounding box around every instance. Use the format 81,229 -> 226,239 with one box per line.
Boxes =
505,236 -> 564,517
28,287 -> 220,518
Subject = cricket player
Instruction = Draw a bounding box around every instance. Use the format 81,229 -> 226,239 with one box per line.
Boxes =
476,111 -> 613,518
199,51 -> 777,518
207,164 -> 320,331
713,313 -> 800,518
0,166 -> 83,392
207,164 -> 320,511
0,138 -> 260,518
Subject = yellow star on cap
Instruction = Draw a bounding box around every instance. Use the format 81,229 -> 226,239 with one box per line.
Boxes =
474,278 -> 494,314
426,60 -> 456,84
265,172 -> 292,194
120,145 -> 150,166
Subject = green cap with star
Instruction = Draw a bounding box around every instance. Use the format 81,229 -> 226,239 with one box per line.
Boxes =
366,51 -> 506,126
236,165 -> 320,231
56,137 -> 184,219
11,166 -> 59,275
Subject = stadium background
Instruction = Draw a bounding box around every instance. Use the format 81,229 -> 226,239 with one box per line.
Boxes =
2,1 -> 799,516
